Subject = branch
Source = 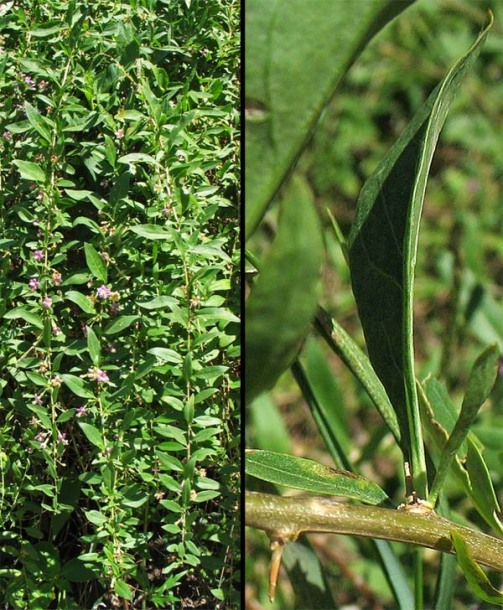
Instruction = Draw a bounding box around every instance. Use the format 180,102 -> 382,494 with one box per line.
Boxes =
246,491 -> 503,599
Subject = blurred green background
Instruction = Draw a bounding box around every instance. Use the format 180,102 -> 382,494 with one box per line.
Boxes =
246,0 -> 503,608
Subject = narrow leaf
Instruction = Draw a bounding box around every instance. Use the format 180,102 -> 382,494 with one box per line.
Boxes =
245,174 -> 323,404
419,377 -> 503,533
137,296 -> 178,310
84,243 -> 107,283
315,308 -> 400,442
430,345 -> 499,504
24,101 -> 53,143
129,224 -> 173,240
86,326 -> 101,366
104,315 -> 139,335
450,529 -> 503,606
347,17 -> 492,487
465,437 -> 503,536
246,450 -> 393,506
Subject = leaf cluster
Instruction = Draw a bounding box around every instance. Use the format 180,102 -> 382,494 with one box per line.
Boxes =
0,1 -> 239,608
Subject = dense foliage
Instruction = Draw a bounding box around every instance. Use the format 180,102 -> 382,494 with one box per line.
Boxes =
0,1 -> 240,608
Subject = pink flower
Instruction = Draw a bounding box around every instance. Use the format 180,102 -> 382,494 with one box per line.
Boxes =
35,431 -> 49,448
29,277 -> 39,291
87,367 -> 110,383
42,296 -> 52,309
33,250 -> 44,262
23,74 -> 35,89
52,324 -> 61,335
33,394 -> 43,405
57,432 -> 69,445
96,285 -> 112,299
76,405 -> 87,418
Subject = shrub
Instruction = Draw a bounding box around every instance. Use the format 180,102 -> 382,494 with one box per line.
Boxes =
0,1 -> 240,608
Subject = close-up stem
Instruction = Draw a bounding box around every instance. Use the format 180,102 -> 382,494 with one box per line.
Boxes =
246,491 -> 503,572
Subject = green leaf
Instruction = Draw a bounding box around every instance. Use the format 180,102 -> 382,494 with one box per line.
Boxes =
245,450 -> 393,506
61,374 -> 94,399
315,309 -> 400,442
429,344 -> 499,504
24,101 -> 53,143
189,244 -> 231,263
147,347 -> 182,364
283,541 -> 336,610
245,0 -> 415,237
61,558 -> 96,582
465,437 -> 503,536
129,224 -> 173,240
4,307 -> 43,329
86,326 -> 101,366
418,377 -> 503,534
78,422 -> 104,449
65,290 -> 96,314
84,243 -> 107,283
245,174 -> 323,405
210,589 -> 225,601
84,509 -> 107,526
114,578 -> 132,600
104,315 -> 139,335
137,296 -> 178,310
183,395 -> 194,424
347,17 -> 492,486
26,371 -> 48,387
118,152 -> 158,166
13,159 -> 46,182
450,529 -> 503,606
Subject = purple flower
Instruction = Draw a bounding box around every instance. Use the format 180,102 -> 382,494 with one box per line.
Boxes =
87,366 -> 110,383
96,369 -> 109,383
35,431 -> 49,448
42,296 -> 52,309
57,432 -> 69,445
29,277 -> 39,291
33,250 -> 44,262
3,130 -> 12,140
96,285 -> 112,299
23,74 -> 35,89
33,394 -> 43,405
110,302 -> 120,316
76,405 -> 87,418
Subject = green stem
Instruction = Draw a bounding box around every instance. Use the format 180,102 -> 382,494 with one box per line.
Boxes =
414,548 -> 424,610
245,492 -> 503,572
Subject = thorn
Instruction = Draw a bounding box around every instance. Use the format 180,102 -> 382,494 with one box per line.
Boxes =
269,538 -> 285,602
